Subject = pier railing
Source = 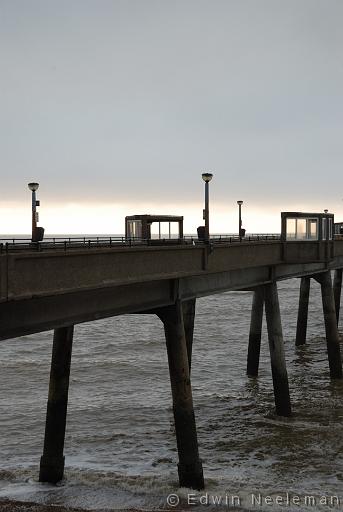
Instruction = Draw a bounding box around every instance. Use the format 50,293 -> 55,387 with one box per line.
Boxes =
0,234 -> 282,253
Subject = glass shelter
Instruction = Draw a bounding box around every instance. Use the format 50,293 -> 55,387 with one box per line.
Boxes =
125,214 -> 184,240
334,222 -> 343,236
281,212 -> 334,241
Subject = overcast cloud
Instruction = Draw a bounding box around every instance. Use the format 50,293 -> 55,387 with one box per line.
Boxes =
1,0 -> 343,232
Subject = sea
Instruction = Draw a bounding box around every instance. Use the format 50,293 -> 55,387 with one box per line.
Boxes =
0,236 -> 343,511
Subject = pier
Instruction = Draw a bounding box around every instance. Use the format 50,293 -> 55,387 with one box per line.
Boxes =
0,212 -> 343,490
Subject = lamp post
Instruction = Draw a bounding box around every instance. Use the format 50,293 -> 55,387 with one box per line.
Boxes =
28,182 -> 39,241
324,209 -> 329,239
237,200 -> 243,240
202,172 -> 213,242
323,209 -> 330,260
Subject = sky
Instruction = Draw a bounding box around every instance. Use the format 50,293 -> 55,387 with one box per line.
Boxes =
1,0 -> 342,234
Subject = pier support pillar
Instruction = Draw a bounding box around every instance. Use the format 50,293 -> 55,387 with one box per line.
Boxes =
295,277 -> 311,346
333,269 -> 342,326
247,288 -> 264,377
39,325 -> 74,483
315,272 -> 342,379
182,298 -> 196,372
264,283 -> 292,417
156,301 -> 204,490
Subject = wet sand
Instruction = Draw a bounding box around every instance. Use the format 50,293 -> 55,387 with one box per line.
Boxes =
0,498 -> 243,512
0,499 -> 169,512
0,499 -> 95,512
0,499 -> 200,512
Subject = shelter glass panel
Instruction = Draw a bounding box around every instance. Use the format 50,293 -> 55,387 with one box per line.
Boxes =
322,219 -> 327,240
151,221 -> 179,239
307,219 -> 318,240
329,218 -> 333,240
127,220 -> 142,239
286,218 -> 296,240
297,218 -> 306,240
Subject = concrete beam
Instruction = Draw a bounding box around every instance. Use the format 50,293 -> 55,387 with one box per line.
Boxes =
5,246 -> 204,301
6,241 -> 343,304
2,256 -> 343,342
275,262 -> 328,281
179,266 -> 271,299
0,280 -> 174,341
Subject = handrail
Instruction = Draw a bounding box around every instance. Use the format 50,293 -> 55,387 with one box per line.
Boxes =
0,234 -> 340,254
0,234 -> 283,253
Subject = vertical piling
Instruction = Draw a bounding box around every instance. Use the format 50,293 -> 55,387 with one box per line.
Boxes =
247,288 -> 264,377
295,277 -> 311,346
264,282 -> 292,416
39,325 -> 74,483
157,301 -> 204,490
316,272 -> 342,379
182,298 -> 196,372
333,269 -> 342,326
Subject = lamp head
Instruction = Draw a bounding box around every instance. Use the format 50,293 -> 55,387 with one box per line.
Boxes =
202,172 -> 213,183
28,182 -> 39,192
237,200 -> 243,206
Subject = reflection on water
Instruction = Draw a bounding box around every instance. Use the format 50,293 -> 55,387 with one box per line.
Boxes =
0,278 -> 342,510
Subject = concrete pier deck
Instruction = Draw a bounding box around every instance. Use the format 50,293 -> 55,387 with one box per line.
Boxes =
0,238 -> 342,340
